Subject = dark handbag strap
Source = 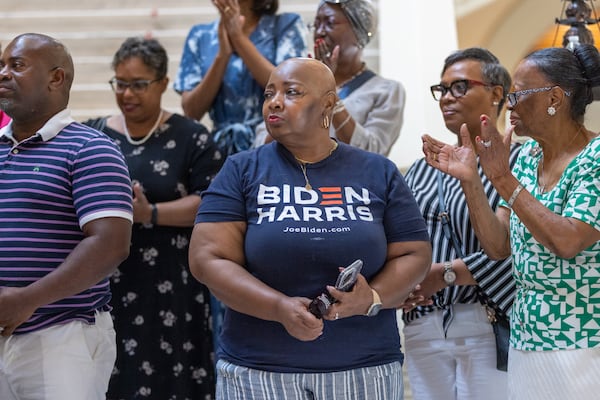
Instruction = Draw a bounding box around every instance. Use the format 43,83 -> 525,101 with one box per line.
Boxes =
338,70 -> 376,100
437,172 -> 505,321
436,171 -> 460,336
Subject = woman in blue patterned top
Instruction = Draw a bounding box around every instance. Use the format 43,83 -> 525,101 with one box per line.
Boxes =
424,44 -> 600,400
174,0 -> 307,156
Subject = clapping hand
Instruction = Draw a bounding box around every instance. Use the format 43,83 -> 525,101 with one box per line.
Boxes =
213,0 -> 245,44
216,16 -> 233,57
423,115 -> 513,183
422,124 -> 478,182
314,38 -> 340,74
474,115 -> 514,181
212,0 -> 239,18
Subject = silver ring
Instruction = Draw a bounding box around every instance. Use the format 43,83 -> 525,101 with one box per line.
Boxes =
335,312 -> 339,320
325,52 -> 331,58
482,140 -> 492,148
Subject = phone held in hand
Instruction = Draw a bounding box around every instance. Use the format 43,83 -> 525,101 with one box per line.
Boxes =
308,259 -> 363,319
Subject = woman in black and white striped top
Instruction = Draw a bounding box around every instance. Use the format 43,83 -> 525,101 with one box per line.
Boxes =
402,48 -> 520,400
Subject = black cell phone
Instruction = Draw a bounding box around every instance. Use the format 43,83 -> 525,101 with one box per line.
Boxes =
308,259 -> 363,319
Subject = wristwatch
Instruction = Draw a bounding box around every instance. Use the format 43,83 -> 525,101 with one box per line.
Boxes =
443,261 -> 457,286
366,288 -> 383,317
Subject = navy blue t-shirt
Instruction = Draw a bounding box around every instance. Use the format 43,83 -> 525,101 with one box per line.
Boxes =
196,141 -> 429,372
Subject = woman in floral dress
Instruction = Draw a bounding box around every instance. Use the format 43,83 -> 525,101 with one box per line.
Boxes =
85,37 -> 223,400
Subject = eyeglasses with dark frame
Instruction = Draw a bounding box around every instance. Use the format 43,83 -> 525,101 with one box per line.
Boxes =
505,86 -> 571,107
430,79 -> 490,101
108,77 -> 163,94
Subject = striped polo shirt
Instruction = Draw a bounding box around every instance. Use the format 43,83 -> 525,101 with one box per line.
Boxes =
0,109 -> 133,334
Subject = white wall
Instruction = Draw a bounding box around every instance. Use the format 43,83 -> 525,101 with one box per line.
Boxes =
379,0 -> 459,170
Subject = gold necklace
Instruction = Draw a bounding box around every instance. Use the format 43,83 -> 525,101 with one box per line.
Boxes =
298,163 -> 312,191
336,63 -> 367,89
538,125 -> 584,194
295,140 -> 339,190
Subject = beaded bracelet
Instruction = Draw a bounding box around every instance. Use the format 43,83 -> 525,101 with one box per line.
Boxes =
507,184 -> 524,207
335,113 -> 352,132
332,100 -> 345,114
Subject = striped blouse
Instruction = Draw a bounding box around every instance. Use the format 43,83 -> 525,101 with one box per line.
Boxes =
403,143 -> 522,328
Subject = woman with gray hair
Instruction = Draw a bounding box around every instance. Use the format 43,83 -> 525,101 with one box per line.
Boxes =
254,0 -> 404,156
424,44 -> 600,400
313,0 -> 404,156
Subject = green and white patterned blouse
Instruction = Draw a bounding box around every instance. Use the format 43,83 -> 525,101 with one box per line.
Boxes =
500,136 -> 600,351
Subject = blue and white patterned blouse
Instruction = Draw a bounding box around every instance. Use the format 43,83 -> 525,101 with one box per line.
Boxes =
174,13 -> 307,155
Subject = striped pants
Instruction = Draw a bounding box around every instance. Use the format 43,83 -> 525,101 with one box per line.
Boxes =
216,359 -> 404,400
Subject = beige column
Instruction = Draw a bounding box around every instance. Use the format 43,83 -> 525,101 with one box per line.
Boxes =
379,0 -> 459,170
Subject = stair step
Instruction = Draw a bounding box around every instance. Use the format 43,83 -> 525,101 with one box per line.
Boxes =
0,2 -> 379,122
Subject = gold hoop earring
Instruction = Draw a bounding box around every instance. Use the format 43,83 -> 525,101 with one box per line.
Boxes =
322,115 -> 330,129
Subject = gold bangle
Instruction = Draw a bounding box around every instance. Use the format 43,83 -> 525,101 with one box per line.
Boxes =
507,183 -> 524,208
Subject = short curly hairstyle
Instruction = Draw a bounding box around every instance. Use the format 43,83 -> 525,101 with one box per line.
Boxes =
442,47 -> 512,116
111,37 -> 168,79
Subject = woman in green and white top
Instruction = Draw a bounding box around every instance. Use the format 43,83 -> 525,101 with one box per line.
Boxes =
421,43 -> 600,400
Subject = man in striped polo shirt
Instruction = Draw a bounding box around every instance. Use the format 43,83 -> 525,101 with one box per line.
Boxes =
0,33 -> 133,399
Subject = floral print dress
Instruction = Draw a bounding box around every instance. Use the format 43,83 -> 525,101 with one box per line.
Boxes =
84,114 -> 223,400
